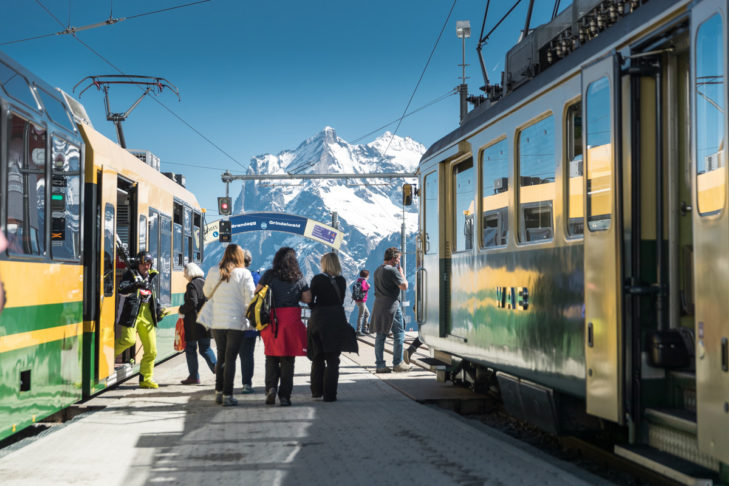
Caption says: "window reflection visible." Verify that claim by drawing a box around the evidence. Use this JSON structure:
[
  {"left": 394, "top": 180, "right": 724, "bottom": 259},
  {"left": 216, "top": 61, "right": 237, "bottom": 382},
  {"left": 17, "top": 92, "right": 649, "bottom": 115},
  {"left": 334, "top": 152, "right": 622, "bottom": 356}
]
[
  {"left": 586, "top": 77, "right": 612, "bottom": 231},
  {"left": 518, "top": 116, "right": 555, "bottom": 242},
  {"left": 103, "top": 204, "right": 115, "bottom": 297},
  {"left": 566, "top": 102, "right": 584, "bottom": 236},
  {"left": 453, "top": 159, "right": 474, "bottom": 252},
  {"left": 481, "top": 139, "right": 509, "bottom": 248},
  {"left": 50, "top": 137, "right": 81, "bottom": 260},
  {"left": 695, "top": 14, "right": 725, "bottom": 215},
  {"left": 424, "top": 172, "right": 438, "bottom": 254},
  {"left": 6, "top": 115, "right": 46, "bottom": 256}
]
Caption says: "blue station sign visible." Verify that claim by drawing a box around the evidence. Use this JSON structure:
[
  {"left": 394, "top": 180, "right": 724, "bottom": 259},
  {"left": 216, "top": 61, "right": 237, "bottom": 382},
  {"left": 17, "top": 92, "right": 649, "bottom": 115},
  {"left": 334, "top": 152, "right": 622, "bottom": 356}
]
[{"left": 204, "top": 212, "right": 344, "bottom": 249}]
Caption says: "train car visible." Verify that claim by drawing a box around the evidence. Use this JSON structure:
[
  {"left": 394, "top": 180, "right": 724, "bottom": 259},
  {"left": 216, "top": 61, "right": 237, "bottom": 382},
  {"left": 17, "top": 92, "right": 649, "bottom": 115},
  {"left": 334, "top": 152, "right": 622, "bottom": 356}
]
[
  {"left": 0, "top": 51, "right": 205, "bottom": 442},
  {"left": 415, "top": 0, "right": 728, "bottom": 481}
]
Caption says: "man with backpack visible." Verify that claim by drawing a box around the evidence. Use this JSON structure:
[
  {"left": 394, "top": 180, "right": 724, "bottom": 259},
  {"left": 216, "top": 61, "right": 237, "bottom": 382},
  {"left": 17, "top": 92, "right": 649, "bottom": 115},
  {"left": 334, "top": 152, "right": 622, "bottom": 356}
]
[{"left": 352, "top": 269, "right": 370, "bottom": 336}]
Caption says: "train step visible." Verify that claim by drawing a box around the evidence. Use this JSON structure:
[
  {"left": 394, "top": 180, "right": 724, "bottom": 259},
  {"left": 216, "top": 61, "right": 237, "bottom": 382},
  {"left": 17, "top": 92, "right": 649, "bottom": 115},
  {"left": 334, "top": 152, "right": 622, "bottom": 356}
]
[
  {"left": 643, "top": 408, "right": 719, "bottom": 472},
  {"left": 614, "top": 444, "right": 717, "bottom": 486}
]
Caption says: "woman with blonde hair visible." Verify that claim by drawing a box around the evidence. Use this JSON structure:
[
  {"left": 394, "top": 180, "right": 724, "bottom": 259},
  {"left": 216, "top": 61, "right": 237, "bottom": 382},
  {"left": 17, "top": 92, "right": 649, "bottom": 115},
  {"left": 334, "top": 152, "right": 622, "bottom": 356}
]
[
  {"left": 203, "top": 244, "right": 256, "bottom": 406},
  {"left": 307, "top": 252, "right": 358, "bottom": 402},
  {"left": 179, "top": 262, "right": 216, "bottom": 384}
]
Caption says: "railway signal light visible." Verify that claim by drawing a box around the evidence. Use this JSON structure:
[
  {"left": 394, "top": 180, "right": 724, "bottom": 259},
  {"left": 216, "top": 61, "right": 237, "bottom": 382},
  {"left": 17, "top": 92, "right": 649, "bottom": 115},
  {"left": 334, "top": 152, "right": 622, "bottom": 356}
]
[
  {"left": 218, "top": 197, "right": 232, "bottom": 216},
  {"left": 219, "top": 220, "right": 231, "bottom": 243},
  {"left": 402, "top": 183, "right": 413, "bottom": 206}
]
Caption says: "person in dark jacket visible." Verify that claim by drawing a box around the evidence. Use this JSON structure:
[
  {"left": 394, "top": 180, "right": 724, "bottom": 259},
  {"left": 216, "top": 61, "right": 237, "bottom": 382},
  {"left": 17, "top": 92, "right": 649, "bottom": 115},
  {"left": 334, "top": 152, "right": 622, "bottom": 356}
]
[
  {"left": 179, "top": 262, "right": 217, "bottom": 385},
  {"left": 308, "top": 252, "right": 358, "bottom": 402},
  {"left": 114, "top": 251, "right": 164, "bottom": 389},
  {"left": 257, "top": 247, "right": 312, "bottom": 407}
]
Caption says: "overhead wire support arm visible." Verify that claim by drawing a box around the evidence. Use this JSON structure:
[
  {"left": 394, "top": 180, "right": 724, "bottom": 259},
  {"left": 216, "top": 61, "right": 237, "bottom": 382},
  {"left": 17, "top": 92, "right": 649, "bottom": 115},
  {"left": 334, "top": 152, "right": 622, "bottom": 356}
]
[
  {"left": 73, "top": 75, "right": 180, "bottom": 148},
  {"left": 476, "top": 0, "right": 524, "bottom": 94},
  {"left": 221, "top": 171, "right": 417, "bottom": 183}
]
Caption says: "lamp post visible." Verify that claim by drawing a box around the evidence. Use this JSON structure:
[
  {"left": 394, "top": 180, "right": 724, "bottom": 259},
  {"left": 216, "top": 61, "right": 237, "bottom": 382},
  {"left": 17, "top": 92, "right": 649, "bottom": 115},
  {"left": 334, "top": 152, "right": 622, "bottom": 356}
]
[{"left": 456, "top": 20, "right": 471, "bottom": 124}]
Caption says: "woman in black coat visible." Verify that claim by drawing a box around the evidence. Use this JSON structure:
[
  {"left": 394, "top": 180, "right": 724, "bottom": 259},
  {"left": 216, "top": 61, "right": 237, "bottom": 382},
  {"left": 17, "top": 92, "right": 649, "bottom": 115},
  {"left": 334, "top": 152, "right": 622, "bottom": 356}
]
[
  {"left": 307, "top": 252, "right": 358, "bottom": 402},
  {"left": 179, "top": 262, "right": 217, "bottom": 384}
]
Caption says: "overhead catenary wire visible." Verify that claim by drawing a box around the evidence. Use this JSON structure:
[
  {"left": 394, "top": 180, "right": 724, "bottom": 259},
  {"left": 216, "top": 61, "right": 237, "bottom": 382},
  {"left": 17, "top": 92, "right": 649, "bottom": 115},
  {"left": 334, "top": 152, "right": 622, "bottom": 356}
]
[
  {"left": 381, "top": 0, "right": 457, "bottom": 158},
  {"left": 0, "top": 0, "right": 211, "bottom": 46},
  {"left": 27, "top": 0, "right": 248, "bottom": 172}
]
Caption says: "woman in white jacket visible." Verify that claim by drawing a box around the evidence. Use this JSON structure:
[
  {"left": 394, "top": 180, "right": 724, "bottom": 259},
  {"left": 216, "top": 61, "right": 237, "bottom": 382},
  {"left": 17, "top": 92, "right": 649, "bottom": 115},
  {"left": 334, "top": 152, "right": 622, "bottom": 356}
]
[{"left": 204, "top": 244, "right": 255, "bottom": 406}]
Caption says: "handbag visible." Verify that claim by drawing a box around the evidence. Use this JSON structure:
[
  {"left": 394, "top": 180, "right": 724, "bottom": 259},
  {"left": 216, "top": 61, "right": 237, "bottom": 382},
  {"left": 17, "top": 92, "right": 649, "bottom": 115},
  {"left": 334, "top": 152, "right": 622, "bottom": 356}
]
[
  {"left": 173, "top": 317, "right": 186, "bottom": 351},
  {"left": 197, "top": 279, "right": 223, "bottom": 329},
  {"left": 325, "top": 274, "right": 359, "bottom": 354}
]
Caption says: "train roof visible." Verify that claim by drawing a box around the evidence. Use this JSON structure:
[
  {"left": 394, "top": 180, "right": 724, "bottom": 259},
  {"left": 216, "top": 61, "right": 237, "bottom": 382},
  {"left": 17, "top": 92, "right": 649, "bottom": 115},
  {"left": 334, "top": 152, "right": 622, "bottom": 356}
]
[{"left": 421, "top": 0, "right": 685, "bottom": 163}]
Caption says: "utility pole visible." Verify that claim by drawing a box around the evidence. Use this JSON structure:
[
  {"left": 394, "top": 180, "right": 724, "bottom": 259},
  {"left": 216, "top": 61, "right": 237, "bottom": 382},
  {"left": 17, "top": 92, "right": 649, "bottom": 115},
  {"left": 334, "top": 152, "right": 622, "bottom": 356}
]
[{"left": 456, "top": 20, "right": 471, "bottom": 125}]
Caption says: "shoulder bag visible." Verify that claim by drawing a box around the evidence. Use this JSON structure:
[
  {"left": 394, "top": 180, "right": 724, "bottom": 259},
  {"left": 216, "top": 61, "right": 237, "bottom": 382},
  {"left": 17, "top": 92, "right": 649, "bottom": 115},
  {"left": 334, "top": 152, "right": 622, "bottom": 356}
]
[{"left": 197, "top": 279, "right": 223, "bottom": 329}]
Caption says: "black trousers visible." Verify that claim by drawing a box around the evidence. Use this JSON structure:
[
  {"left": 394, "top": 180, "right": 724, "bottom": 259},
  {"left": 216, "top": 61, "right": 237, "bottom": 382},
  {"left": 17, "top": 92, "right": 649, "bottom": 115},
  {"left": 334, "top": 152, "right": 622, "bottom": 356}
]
[
  {"left": 212, "top": 329, "right": 244, "bottom": 396},
  {"left": 265, "top": 356, "right": 295, "bottom": 400},
  {"left": 310, "top": 351, "right": 340, "bottom": 401}
]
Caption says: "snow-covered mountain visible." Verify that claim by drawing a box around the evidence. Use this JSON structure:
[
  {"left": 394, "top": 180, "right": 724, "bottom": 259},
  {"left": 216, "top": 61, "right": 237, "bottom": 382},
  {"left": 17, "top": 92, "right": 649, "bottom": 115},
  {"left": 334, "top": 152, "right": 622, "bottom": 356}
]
[{"left": 203, "top": 127, "right": 424, "bottom": 329}]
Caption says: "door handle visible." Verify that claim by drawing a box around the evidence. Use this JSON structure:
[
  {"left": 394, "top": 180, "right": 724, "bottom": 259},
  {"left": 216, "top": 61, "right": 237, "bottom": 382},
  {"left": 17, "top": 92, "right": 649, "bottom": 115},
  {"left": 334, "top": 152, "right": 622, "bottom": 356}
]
[
  {"left": 587, "top": 322, "right": 594, "bottom": 348},
  {"left": 722, "top": 337, "right": 728, "bottom": 372}
]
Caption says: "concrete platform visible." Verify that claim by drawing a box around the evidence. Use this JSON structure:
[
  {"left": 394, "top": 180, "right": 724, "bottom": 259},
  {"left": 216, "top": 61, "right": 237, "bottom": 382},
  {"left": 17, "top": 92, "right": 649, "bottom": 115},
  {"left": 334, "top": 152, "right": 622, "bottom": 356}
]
[{"left": 0, "top": 333, "right": 613, "bottom": 485}]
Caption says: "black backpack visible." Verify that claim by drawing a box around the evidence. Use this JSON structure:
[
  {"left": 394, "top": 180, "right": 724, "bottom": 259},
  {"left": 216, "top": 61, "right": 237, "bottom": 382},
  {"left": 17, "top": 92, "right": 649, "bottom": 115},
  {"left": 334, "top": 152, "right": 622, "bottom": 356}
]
[{"left": 351, "top": 279, "right": 365, "bottom": 301}]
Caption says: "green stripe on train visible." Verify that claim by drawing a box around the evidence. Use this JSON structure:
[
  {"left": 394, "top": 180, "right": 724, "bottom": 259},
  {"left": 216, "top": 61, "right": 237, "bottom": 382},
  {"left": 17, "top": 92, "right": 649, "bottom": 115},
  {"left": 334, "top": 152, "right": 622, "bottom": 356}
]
[
  {"left": 0, "top": 302, "right": 83, "bottom": 336},
  {"left": 0, "top": 335, "right": 83, "bottom": 442}
]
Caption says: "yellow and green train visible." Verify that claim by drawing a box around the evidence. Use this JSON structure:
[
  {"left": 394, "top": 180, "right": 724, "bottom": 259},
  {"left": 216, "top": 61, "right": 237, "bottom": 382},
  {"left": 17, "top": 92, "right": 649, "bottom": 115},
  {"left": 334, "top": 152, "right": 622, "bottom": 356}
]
[
  {"left": 0, "top": 52, "right": 204, "bottom": 442},
  {"left": 416, "top": 0, "right": 728, "bottom": 481}
]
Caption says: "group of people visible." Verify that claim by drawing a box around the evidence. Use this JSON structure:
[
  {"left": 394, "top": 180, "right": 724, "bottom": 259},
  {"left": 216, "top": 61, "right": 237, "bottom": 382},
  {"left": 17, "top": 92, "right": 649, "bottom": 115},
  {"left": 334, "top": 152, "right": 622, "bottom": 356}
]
[{"left": 113, "top": 243, "right": 413, "bottom": 403}]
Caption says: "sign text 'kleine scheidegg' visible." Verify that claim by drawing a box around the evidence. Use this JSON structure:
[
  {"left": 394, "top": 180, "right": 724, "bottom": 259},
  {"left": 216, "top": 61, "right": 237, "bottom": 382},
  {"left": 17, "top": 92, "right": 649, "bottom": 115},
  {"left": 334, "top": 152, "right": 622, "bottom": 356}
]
[{"left": 204, "top": 212, "right": 344, "bottom": 249}]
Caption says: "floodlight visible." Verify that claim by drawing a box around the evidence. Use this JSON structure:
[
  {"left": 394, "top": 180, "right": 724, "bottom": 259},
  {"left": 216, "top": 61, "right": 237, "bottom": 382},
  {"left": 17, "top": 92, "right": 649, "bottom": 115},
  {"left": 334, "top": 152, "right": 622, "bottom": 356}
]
[{"left": 456, "top": 20, "right": 471, "bottom": 39}]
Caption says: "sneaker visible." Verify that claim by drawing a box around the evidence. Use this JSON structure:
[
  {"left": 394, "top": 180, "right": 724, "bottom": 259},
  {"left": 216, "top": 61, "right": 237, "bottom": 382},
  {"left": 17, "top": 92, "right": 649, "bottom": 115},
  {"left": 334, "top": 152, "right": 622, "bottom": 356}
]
[
  {"left": 222, "top": 395, "right": 238, "bottom": 407},
  {"left": 279, "top": 397, "right": 292, "bottom": 407},
  {"left": 241, "top": 384, "right": 254, "bottom": 394},
  {"left": 180, "top": 377, "right": 200, "bottom": 385},
  {"left": 393, "top": 362, "right": 412, "bottom": 372},
  {"left": 403, "top": 348, "right": 412, "bottom": 365},
  {"left": 139, "top": 380, "right": 159, "bottom": 389},
  {"left": 265, "top": 387, "right": 277, "bottom": 405},
  {"left": 356, "top": 331, "right": 365, "bottom": 337},
  {"left": 375, "top": 367, "right": 392, "bottom": 374},
  {"left": 215, "top": 391, "right": 223, "bottom": 404}
]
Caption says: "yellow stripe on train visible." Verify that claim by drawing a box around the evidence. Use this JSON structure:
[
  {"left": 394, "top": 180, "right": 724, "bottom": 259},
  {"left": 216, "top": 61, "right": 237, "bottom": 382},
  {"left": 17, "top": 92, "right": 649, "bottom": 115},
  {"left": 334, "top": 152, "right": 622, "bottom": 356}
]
[
  {"left": 0, "top": 323, "right": 83, "bottom": 353},
  {"left": 0, "top": 262, "right": 82, "bottom": 308}
]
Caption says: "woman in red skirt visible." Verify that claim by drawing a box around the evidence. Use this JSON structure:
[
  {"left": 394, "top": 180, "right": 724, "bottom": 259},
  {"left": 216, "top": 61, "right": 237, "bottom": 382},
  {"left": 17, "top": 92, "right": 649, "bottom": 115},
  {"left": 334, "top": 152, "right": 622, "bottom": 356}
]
[{"left": 256, "top": 247, "right": 311, "bottom": 406}]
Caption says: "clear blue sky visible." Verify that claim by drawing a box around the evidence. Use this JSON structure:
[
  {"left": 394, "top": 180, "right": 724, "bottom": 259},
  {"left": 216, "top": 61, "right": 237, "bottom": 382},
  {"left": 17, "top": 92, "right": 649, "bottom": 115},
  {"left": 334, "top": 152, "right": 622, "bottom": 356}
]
[{"left": 2, "top": 0, "right": 568, "bottom": 216}]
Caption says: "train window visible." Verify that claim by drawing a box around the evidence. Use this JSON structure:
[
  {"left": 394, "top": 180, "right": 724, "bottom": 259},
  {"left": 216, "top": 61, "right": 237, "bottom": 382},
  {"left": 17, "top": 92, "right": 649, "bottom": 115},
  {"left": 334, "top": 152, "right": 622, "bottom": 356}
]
[
  {"left": 172, "top": 202, "right": 183, "bottom": 268},
  {"left": 37, "top": 89, "right": 75, "bottom": 132},
  {"left": 50, "top": 137, "right": 81, "bottom": 260},
  {"left": 695, "top": 14, "right": 725, "bottom": 216},
  {"left": 184, "top": 207, "right": 192, "bottom": 265},
  {"left": 139, "top": 215, "right": 147, "bottom": 252},
  {"left": 0, "top": 62, "right": 37, "bottom": 109},
  {"left": 566, "top": 102, "right": 584, "bottom": 236},
  {"left": 586, "top": 77, "right": 612, "bottom": 231},
  {"left": 518, "top": 115, "right": 555, "bottom": 242},
  {"left": 453, "top": 158, "right": 474, "bottom": 252},
  {"left": 148, "top": 210, "right": 159, "bottom": 262},
  {"left": 424, "top": 172, "right": 438, "bottom": 254},
  {"left": 6, "top": 115, "right": 47, "bottom": 256},
  {"left": 192, "top": 211, "right": 202, "bottom": 262},
  {"left": 103, "top": 203, "right": 115, "bottom": 297},
  {"left": 480, "top": 139, "right": 509, "bottom": 248},
  {"left": 159, "top": 214, "right": 172, "bottom": 307}
]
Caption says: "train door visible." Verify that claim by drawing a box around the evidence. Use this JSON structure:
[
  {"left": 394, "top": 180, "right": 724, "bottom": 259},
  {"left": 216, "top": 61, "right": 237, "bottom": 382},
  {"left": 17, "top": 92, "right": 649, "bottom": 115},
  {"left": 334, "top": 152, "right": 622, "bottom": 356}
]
[
  {"left": 447, "top": 155, "right": 476, "bottom": 340},
  {"left": 96, "top": 169, "right": 117, "bottom": 382},
  {"left": 416, "top": 167, "right": 441, "bottom": 339},
  {"left": 582, "top": 53, "right": 624, "bottom": 423},
  {"left": 690, "top": 1, "right": 729, "bottom": 464}
]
